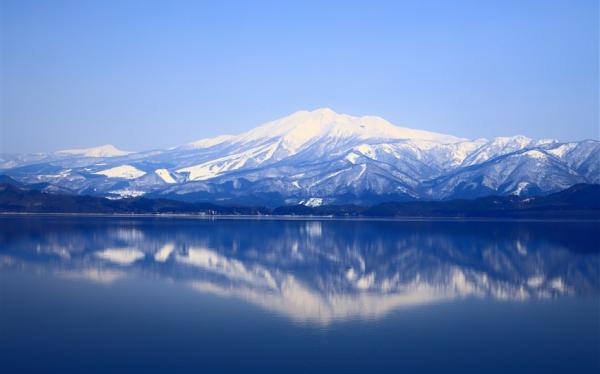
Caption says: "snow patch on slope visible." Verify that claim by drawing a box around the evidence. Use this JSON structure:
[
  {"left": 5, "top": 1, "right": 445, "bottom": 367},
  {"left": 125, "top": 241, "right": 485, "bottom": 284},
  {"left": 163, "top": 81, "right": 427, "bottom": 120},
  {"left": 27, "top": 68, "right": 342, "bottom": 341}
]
[
  {"left": 177, "top": 143, "right": 279, "bottom": 181},
  {"left": 95, "top": 165, "right": 146, "bottom": 179},
  {"left": 186, "top": 135, "right": 235, "bottom": 149},
  {"left": 522, "top": 150, "right": 547, "bottom": 160},
  {"left": 511, "top": 182, "right": 530, "bottom": 196},
  {"left": 301, "top": 198, "right": 324, "bottom": 207},
  {"left": 107, "top": 189, "right": 146, "bottom": 198},
  {"left": 547, "top": 143, "right": 577, "bottom": 158},
  {"left": 155, "top": 169, "right": 176, "bottom": 183},
  {"left": 345, "top": 152, "right": 361, "bottom": 164}
]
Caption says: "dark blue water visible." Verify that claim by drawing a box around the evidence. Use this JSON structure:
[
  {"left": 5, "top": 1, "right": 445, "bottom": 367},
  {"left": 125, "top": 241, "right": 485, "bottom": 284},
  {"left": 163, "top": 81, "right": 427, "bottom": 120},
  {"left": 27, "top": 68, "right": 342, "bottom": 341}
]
[{"left": 1, "top": 216, "right": 598, "bottom": 373}]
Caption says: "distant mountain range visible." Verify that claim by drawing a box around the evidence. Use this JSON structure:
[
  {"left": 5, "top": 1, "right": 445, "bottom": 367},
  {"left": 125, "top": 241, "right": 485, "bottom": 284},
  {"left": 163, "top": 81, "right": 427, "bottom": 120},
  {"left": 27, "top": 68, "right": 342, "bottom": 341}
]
[
  {"left": 1, "top": 108, "right": 598, "bottom": 206},
  {"left": 1, "top": 176, "right": 598, "bottom": 218}
]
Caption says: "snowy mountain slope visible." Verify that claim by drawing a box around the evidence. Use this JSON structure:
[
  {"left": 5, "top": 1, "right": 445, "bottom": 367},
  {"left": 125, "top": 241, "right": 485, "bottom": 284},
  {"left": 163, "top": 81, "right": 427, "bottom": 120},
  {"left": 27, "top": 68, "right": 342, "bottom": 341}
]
[
  {"left": 423, "top": 148, "right": 586, "bottom": 199},
  {"left": 185, "top": 135, "right": 235, "bottom": 149},
  {"left": 460, "top": 136, "right": 534, "bottom": 166},
  {"left": 172, "top": 109, "right": 464, "bottom": 181},
  {"left": 94, "top": 165, "right": 146, "bottom": 179},
  {"left": 155, "top": 169, "right": 177, "bottom": 184},
  {"left": 1, "top": 108, "right": 598, "bottom": 204},
  {"left": 552, "top": 140, "right": 600, "bottom": 183}
]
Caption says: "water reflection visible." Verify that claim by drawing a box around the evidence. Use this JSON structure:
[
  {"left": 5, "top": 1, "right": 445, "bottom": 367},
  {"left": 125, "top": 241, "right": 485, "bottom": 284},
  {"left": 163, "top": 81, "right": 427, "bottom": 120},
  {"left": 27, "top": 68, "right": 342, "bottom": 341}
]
[{"left": 1, "top": 217, "right": 598, "bottom": 324}]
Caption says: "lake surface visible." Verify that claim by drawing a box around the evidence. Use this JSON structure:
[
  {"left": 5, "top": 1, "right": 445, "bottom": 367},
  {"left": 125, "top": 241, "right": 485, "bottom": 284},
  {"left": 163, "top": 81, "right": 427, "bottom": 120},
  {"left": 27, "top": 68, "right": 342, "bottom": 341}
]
[{"left": 0, "top": 216, "right": 598, "bottom": 373}]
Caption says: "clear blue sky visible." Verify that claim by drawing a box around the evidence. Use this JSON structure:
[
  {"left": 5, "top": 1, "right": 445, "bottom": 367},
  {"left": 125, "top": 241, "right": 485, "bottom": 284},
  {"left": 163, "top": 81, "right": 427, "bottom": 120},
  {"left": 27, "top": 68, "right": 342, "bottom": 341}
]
[{"left": 1, "top": 0, "right": 598, "bottom": 153}]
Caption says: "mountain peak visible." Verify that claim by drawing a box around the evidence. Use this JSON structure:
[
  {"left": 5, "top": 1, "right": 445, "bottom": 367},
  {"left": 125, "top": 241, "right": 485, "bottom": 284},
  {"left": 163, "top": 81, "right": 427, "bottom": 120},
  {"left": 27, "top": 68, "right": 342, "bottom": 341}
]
[
  {"left": 233, "top": 109, "right": 463, "bottom": 152},
  {"left": 308, "top": 107, "right": 337, "bottom": 115},
  {"left": 186, "top": 109, "right": 463, "bottom": 154},
  {"left": 57, "top": 144, "right": 131, "bottom": 157}
]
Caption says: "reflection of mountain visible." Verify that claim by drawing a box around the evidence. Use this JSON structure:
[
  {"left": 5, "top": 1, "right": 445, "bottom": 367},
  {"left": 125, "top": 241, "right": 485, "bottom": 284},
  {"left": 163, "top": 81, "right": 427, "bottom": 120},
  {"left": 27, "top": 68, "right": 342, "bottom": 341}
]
[{"left": 1, "top": 217, "right": 598, "bottom": 324}]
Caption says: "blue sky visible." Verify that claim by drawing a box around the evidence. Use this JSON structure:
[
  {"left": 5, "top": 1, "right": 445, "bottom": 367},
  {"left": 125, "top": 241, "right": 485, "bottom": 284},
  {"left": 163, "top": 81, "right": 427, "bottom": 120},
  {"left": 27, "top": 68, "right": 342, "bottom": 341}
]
[{"left": 1, "top": 0, "right": 598, "bottom": 153}]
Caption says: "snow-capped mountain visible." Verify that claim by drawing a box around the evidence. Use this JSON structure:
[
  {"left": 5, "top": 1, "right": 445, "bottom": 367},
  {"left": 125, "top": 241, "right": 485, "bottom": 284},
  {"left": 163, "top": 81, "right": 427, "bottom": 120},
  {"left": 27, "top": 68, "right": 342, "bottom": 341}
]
[
  {"left": 0, "top": 144, "right": 131, "bottom": 169},
  {"left": 56, "top": 144, "right": 131, "bottom": 158},
  {"left": 2, "top": 108, "right": 598, "bottom": 205}
]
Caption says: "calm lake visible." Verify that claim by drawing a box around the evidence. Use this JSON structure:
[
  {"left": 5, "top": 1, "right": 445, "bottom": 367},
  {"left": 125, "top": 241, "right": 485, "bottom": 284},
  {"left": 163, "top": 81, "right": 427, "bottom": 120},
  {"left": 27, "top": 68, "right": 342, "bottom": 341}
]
[{"left": 1, "top": 216, "right": 598, "bottom": 373}]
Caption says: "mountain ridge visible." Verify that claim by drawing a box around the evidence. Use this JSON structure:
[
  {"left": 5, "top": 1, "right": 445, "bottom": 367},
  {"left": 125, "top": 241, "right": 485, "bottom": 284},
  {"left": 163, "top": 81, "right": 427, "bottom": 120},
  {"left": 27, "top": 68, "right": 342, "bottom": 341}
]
[
  {"left": 1, "top": 108, "right": 598, "bottom": 204},
  {"left": 1, "top": 179, "right": 598, "bottom": 218}
]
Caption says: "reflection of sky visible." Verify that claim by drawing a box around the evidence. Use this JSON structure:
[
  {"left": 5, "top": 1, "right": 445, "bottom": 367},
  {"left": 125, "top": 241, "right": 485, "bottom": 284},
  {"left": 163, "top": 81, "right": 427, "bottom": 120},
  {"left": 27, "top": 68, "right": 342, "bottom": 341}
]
[{"left": 1, "top": 218, "right": 598, "bottom": 324}]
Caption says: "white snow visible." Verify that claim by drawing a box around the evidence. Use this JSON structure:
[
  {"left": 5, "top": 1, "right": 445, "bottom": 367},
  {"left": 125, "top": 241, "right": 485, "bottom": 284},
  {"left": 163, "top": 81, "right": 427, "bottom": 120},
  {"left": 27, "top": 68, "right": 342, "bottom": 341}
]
[
  {"left": 511, "top": 182, "right": 529, "bottom": 195},
  {"left": 95, "top": 165, "right": 146, "bottom": 179},
  {"left": 155, "top": 168, "right": 176, "bottom": 183},
  {"left": 58, "top": 144, "right": 131, "bottom": 157},
  {"left": 95, "top": 248, "right": 145, "bottom": 265},
  {"left": 449, "top": 269, "right": 478, "bottom": 295},
  {"left": 356, "top": 273, "right": 375, "bottom": 290},
  {"left": 308, "top": 169, "right": 348, "bottom": 188},
  {"left": 462, "top": 136, "right": 533, "bottom": 166},
  {"left": 344, "top": 152, "right": 361, "bottom": 164},
  {"left": 232, "top": 108, "right": 463, "bottom": 154},
  {"left": 59, "top": 269, "right": 125, "bottom": 284},
  {"left": 108, "top": 189, "right": 146, "bottom": 198},
  {"left": 354, "top": 164, "right": 367, "bottom": 181},
  {"left": 550, "top": 278, "right": 566, "bottom": 293},
  {"left": 516, "top": 240, "right": 528, "bottom": 255},
  {"left": 527, "top": 276, "right": 544, "bottom": 288},
  {"left": 535, "top": 138, "right": 557, "bottom": 146},
  {"left": 176, "top": 247, "right": 278, "bottom": 289},
  {"left": 547, "top": 143, "right": 576, "bottom": 158},
  {"left": 301, "top": 198, "right": 323, "bottom": 207},
  {"left": 186, "top": 135, "right": 234, "bottom": 149},
  {"left": 154, "top": 243, "right": 175, "bottom": 262},
  {"left": 304, "top": 221, "right": 322, "bottom": 237},
  {"left": 346, "top": 268, "right": 357, "bottom": 281},
  {"left": 177, "top": 143, "right": 278, "bottom": 181},
  {"left": 445, "top": 140, "right": 488, "bottom": 166},
  {"left": 522, "top": 150, "right": 548, "bottom": 160},
  {"left": 41, "top": 169, "right": 73, "bottom": 179}
]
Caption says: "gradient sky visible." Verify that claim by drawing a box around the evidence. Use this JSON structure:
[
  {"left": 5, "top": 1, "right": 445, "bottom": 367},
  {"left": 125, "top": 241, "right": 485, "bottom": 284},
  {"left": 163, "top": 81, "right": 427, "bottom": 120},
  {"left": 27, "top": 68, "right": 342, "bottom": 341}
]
[{"left": 1, "top": 0, "right": 598, "bottom": 153}]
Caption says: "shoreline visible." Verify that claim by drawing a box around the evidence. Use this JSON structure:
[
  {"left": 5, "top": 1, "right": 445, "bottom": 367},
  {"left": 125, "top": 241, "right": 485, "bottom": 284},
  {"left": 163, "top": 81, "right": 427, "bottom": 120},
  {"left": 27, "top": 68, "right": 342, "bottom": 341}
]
[{"left": 1, "top": 212, "right": 599, "bottom": 223}]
